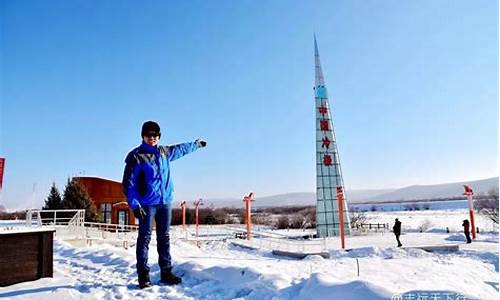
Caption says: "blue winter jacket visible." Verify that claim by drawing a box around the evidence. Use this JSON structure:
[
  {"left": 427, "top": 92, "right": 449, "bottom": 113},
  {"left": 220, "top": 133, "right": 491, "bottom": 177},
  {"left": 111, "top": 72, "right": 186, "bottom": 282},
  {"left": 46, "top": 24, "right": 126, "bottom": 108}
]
[{"left": 122, "top": 141, "right": 200, "bottom": 209}]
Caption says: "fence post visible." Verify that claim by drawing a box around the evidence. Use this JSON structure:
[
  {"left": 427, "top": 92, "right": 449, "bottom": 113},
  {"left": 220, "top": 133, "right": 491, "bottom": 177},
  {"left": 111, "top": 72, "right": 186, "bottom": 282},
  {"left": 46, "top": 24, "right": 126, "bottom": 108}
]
[
  {"left": 26, "top": 209, "right": 31, "bottom": 226},
  {"left": 36, "top": 210, "right": 42, "bottom": 227}
]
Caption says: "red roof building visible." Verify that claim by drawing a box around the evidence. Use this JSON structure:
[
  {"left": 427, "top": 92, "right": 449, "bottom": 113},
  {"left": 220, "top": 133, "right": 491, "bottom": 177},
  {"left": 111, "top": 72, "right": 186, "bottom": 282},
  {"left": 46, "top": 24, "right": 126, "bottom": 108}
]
[{"left": 75, "top": 176, "right": 136, "bottom": 225}]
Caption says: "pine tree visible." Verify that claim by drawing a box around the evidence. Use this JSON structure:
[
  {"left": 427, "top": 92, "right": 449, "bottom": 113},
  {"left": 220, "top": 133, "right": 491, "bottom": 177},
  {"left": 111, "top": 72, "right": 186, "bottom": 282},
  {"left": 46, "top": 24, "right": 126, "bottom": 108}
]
[
  {"left": 62, "top": 178, "right": 99, "bottom": 222},
  {"left": 43, "top": 182, "right": 63, "bottom": 210}
]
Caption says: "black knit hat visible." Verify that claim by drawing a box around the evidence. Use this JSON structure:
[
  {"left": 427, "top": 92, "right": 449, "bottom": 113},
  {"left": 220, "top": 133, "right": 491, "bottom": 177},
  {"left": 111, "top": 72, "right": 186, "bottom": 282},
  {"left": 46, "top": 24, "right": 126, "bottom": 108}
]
[{"left": 141, "top": 121, "right": 161, "bottom": 138}]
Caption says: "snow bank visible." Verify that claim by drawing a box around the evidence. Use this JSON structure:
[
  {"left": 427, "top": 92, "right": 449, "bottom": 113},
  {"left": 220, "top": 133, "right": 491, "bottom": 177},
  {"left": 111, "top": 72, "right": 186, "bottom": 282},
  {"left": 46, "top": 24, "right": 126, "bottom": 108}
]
[
  {"left": 444, "top": 232, "right": 498, "bottom": 244},
  {"left": 294, "top": 274, "right": 392, "bottom": 300},
  {"left": 445, "top": 233, "right": 467, "bottom": 242},
  {"left": 330, "top": 246, "right": 431, "bottom": 259},
  {"left": 177, "top": 262, "right": 280, "bottom": 299}
]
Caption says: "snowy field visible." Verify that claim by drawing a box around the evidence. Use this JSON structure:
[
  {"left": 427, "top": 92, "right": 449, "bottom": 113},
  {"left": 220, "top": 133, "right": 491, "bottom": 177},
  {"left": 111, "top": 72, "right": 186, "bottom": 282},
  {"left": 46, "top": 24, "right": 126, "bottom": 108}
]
[
  {"left": 0, "top": 210, "right": 498, "bottom": 300},
  {"left": 351, "top": 199, "right": 469, "bottom": 212},
  {"left": 365, "top": 209, "right": 499, "bottom": 233}
]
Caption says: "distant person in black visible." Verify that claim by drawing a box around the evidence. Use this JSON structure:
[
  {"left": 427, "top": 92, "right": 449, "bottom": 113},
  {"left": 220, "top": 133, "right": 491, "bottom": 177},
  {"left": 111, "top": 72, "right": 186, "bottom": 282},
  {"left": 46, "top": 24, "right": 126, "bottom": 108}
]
[
  {"left": 462, "top": 219, "right": 472, "bottom": 243},
  {"left": 393, "top": 218, "right": 402, "bottom": 247}
]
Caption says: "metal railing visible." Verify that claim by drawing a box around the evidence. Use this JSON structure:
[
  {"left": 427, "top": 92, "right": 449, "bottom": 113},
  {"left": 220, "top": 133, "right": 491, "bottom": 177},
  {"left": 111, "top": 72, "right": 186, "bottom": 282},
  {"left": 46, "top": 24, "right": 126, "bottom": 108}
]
[
  {"left": 26, "top": 209, "right": 85, "bottom": 226},
  {"left": 23, "top": 209, "right": 139, "bottom": 248},
  {"left": 83, "top": 222, "right": 139, "bottom": 233},
  {"left": 26, "top": 209, "right": 86, "bottom": 227},
  {"left": 82, "top": 222, "right": 139, "bottom": 248},
  {"left": 68, "top": 210, "right": 85, "bottom": 227},
  {"left": 25, "top": 209, "right": 42, "bottom": 227},
  {"left": 354, "top": 223, "right": 389, "bottom": 232}
]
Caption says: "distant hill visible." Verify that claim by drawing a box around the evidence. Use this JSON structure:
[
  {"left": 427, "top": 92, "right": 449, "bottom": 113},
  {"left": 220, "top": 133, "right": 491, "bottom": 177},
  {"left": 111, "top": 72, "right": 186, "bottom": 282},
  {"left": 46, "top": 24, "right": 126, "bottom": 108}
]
[
  {"left": 362, "top": 177, "right": 498, "bottom": 203},
  {"left": 345, "top": 189, "right": 397, "bottom": 203},
  {"left": 192, "top": 177, "right": 498, "bottom": 208}
]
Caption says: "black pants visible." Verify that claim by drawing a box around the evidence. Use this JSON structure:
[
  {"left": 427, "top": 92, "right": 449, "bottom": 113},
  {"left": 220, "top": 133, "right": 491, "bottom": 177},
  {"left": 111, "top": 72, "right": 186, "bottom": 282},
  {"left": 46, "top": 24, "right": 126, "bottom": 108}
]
[
  {"left": 465, "top": 232, "right": 472, "bottom": 243},
  {"left": 395, "top": 233, "right": 402, "bottom": 247}
]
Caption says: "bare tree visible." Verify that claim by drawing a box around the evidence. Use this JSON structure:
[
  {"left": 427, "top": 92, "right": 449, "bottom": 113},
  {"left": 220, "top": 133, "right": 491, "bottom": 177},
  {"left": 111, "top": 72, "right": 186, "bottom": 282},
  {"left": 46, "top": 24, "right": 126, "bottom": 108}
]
[
  {"left": 289, "top": 215, "right": 305, "bottom": 229},
  {"left": 476, "top": 187, "right": 499, "bottom": 224},
  {"left": 350, "top": 211, "right": 368, "bottom": 229},
  {"left": 276, "top": 215, "right": 290, "bottom": 229},
  {"left": 299, "top": 207, "right": 316, "bottom": 228},
  {"left": 251, "top": 214, "right": 273, "bottom": 226}
]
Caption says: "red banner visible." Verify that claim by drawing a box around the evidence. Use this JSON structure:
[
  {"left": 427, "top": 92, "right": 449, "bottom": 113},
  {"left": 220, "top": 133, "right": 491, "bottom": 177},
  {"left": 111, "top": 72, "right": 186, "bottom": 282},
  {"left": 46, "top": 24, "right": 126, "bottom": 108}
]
[{"left": 0, "top": 158, "right": 4, "bottom": 191}]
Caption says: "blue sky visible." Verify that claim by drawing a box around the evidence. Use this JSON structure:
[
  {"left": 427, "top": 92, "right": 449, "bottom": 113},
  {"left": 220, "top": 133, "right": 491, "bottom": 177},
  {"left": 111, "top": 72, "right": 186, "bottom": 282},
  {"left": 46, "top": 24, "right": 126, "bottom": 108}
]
[{"left": 0, "top": 0, "right": 498, "bottom": 209}]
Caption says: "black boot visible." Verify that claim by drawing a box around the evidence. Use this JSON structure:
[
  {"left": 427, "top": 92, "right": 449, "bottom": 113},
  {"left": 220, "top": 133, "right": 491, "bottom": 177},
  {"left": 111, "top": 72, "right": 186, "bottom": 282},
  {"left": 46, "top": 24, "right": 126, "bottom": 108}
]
[
  {"left": 160, "top": 268, "right": 182, "bottom": 285},
  {"left": 138, "top": 271, "right": 152, "bottom": 289}
]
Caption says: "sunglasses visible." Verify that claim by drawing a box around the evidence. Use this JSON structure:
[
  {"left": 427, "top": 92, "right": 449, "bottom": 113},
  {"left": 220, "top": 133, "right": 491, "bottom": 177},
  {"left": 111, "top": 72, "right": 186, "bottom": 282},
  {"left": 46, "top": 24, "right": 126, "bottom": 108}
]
[{"left": 144, "top": 131, "right": 161, "bottom": 138}]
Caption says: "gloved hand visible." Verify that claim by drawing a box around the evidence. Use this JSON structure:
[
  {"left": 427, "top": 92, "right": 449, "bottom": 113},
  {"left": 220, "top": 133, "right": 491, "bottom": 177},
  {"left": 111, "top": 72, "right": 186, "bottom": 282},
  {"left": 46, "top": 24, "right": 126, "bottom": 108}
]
[
  {"left": 196, "top": 139, "right": 207, "bottom": 148},
  {"left": 133, "top": 207, "right": 146, "bottom": 220}
]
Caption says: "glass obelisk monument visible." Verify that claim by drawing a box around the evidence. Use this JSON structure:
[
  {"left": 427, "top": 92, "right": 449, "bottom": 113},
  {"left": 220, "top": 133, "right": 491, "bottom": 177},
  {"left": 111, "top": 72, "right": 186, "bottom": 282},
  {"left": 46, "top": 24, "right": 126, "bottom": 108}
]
[{"left": 314, "top": 37, "right": 351, "bottom": 238}]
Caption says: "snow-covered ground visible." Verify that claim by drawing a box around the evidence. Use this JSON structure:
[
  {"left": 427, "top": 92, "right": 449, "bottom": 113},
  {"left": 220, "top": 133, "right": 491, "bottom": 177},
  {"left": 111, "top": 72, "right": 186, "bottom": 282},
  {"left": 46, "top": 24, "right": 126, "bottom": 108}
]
[
  {"left": 351, "top": 199, "right": 469, "bottom": 211},
  {"left": 365, "top": 209, "right": 499, "bottom": 233},
  {"left": 0, "top": 210, "right": 498, "bottom": 300}
]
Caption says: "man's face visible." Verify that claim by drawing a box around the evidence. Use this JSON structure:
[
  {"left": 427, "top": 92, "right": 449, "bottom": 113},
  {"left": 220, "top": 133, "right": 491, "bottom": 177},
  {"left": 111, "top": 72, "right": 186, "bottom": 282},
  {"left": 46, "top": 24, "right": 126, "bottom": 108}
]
[{"left": 143, "top": 132, "right": 160, "bottom": 146}]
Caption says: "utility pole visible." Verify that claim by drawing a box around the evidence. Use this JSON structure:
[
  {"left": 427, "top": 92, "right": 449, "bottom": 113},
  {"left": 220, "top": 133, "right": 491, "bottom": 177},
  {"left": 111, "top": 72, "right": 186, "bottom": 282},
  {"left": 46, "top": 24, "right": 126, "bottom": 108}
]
[{"left": 243, "top": 192, "right": 255, "bottom": 240}]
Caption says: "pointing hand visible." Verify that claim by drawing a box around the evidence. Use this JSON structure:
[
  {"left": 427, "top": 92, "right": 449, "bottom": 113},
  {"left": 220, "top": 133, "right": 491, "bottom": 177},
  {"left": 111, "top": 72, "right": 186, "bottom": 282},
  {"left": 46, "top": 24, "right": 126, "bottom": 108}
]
[{"left": 196, "top": 140, "right": 207, "bottom": 148}]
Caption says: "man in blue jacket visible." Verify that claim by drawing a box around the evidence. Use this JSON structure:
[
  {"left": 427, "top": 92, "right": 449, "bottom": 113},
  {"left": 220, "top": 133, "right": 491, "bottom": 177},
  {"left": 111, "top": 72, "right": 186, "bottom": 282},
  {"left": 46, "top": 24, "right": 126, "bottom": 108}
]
[{"left": 122, "top": 121, "right": 206, "bottom": 288}]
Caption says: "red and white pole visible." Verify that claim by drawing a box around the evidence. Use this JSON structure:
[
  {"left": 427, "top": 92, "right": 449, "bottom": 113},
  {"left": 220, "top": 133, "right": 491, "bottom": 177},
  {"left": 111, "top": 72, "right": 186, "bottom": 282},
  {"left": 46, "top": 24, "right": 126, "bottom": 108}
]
[
  {"left": 463, "top": 185, "right": 476, "bottom": 240},
  {"left": 194, "top": 199, "right": 203, "bottom": 242},
  {"left": 180, "top": 201, "right": 187, "bottom": 231},
  {"left": 243, "top": 192, "right": 255, "bottom": 240},
  {"left": 336, "top": 186, "right": 346, "bottom": 249}
]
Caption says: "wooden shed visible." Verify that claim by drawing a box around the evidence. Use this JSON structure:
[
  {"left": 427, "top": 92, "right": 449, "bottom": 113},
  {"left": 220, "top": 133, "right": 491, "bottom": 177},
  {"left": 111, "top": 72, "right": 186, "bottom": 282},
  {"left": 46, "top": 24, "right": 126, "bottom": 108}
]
[{"left": 0, "top": 229, "right": 55, "bottom": 287}]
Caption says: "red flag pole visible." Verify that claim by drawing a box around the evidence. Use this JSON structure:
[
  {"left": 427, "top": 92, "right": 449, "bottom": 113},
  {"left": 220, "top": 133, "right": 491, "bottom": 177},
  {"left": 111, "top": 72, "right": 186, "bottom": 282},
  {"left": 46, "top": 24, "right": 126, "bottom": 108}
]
[
  {"left": 463, "top": 185, "right": 476, "bottom": 239},
  {"left": 336, "top": 186, "right": 346, "bottom": 249}
]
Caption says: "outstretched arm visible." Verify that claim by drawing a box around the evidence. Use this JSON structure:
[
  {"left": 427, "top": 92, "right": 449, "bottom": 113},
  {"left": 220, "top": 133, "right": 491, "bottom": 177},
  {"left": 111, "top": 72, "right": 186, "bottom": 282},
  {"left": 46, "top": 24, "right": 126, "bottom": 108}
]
[
  {"left": 122, "top": 154, "right": 141, "bottom": 209},
  {"left": 166, "top": 139, "right": 206, "bottom": 161}
]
